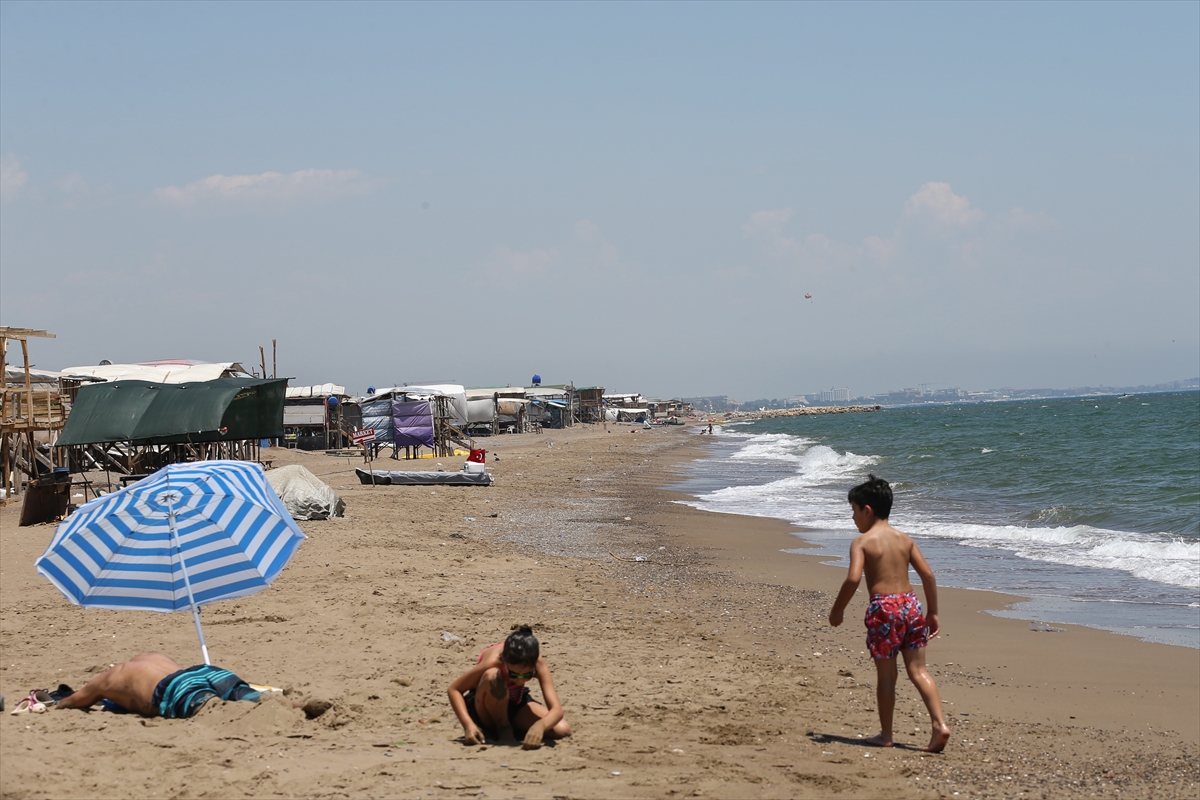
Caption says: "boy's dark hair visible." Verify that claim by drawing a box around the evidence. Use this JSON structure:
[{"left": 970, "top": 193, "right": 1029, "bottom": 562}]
[
  {"left": 503, "top": 625, "right": 540, "bottom": 665},
  {"left": 848, "top": 474, "right": 893, "bottom": 519}
]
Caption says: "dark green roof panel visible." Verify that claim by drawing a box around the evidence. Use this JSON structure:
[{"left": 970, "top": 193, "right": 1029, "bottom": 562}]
[{"left": 56, "top": 378, "right": 286, "bottom": 446}]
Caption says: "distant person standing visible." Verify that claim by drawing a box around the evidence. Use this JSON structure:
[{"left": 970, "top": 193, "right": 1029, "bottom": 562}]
[{"left": 828, "top": 475, "right": 950, "bottom": 752}]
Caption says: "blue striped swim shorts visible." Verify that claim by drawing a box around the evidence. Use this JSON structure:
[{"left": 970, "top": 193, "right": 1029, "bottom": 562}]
[{"left": 152, "top": 665, "right": 261, "bottom": 719}]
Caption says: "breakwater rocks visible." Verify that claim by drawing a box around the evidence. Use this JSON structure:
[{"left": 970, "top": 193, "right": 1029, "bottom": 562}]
[{"left": 722, "top": 405, "right": 882, "bottom": 421}]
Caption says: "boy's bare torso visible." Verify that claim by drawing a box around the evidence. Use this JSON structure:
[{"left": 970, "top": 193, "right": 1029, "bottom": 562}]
[{"left": 856, "top": 524, "right": 918, "bottom": 596}]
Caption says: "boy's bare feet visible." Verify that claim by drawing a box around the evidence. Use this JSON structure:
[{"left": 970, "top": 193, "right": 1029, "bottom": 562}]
[
  {"left": 923, "top": 725, "right": 951, "bottom": 753},
  {"left": 863, "top": 734, "right": 894, "bottom": 747}
]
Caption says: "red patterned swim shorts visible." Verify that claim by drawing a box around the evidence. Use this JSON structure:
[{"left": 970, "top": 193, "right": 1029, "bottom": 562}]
[{"left": 864, "top": 592, "right": 928, "bottom": 660}]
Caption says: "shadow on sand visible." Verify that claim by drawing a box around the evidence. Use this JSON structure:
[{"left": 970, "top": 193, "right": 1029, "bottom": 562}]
[{"left": 807, "top": 732, "right": 929, "bottom": 752}]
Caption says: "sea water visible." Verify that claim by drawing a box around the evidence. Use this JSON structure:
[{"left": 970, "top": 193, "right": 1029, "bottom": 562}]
[{"left": 676, "top": 392, "right": 1200, "bottom": 648}]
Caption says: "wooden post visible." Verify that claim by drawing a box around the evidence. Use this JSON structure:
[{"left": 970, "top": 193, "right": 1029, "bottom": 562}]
[
  {"left": 26, "top": 430, "right": 36, "bottom": 484},
  {"left": 272, "top": 339, "right": 277, "bottom": 379},
  {"left": 0, "top": 338, "right": 6, "bottom": 500},
  {"left": 2, "top": 433, "right": 9, "bottom": 501},
  {"left": 21, "top": 339, "right": 30, "bottom": 395},
  {"left": 259, "top": 346, "right": 267, "bottom": 378}
]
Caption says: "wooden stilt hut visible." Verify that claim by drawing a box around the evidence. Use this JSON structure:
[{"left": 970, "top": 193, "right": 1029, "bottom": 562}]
[{"left": 1, "top": 328, "right": 70, "bottom": 504}]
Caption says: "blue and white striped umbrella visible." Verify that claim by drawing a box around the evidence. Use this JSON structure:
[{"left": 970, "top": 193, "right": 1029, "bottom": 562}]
[{"left": 36, "top": 461, "right": 306, "bottom": 664}]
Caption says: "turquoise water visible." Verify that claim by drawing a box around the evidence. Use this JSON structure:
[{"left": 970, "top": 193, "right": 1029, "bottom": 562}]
[{"left": 677, "top": 392, "right": 1200, "bottom": 648}]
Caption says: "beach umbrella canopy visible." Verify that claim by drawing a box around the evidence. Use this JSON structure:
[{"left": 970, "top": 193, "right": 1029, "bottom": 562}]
[{"left": 35, "top": 461, "right": 306, "bottom": 665}]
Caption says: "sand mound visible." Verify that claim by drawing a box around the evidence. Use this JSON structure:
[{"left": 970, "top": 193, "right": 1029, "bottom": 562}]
[{"left": 191, "top": 694, "right": 304, "bottom": 737}]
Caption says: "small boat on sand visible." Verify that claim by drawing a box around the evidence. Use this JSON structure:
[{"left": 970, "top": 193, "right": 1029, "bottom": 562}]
[{"left": 355, "top": 467, "right": 493, "bottom": 486}]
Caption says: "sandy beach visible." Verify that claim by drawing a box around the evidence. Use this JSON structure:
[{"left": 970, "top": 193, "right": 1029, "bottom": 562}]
[{"left": 1, "top": 424, "right": 1197, "bottom": 799}]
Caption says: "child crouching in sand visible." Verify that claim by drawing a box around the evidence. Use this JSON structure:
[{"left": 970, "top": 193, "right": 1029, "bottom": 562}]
[
  {"left": 448, "top": 625, "right": 571, "bottom": 749},
  {"left": 829, "top": 475, "right": 951, "bottom": 753}
]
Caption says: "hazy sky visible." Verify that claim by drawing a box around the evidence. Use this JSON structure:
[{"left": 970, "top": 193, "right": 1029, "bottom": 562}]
[{"left": 2, "top": 2, "right": 1197, "bottom": 399}]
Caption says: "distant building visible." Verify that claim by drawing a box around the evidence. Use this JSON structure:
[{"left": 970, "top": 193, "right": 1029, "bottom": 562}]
[
  {"left": 882, "top": 388, "right": 922, "bottom": 404},
  {"left": 682, "top": 396, "right": 737, "bottom": 413},
  {"left": 819, "top": 388, "right": 851, "bottom": 403}
]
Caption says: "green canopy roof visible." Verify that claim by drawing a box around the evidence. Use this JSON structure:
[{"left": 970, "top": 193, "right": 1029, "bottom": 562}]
[{"left": 56, "top": 378, "right": 286, "bottom": 446}]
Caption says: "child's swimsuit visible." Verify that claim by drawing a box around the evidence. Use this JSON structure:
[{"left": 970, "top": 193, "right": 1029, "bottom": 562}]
[
  {"left": 864, "top": 592, "right": 928, "bottom": 660},
  {"left": 152, "top": 665, "right": 261, "bottom": 719},
  {"left": 478, "top": 644, "right": 531, "bottom": 705},
  {"left": 462, "top": 686, "right": 533, "bottom": 728},
  {"left": 464, "top": 645, "right": 534, "bottom": 725}
]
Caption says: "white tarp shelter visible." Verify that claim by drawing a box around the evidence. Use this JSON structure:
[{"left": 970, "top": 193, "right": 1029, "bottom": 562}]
[
  {"left": 60, "top": 361, "right": 251, "bottom": 384},
  {"left": 5, "top": 366, "right": 65, "bottom": 384},
  {"left": 603, "top": 392, "right": 643, "bottom": 407},
  {"left": 465, "top": 387, "right": 526, "bottom": 400},
  {"left": 466, "top": 399, "right": 495, "bottom": 424},
  {"left": 283, "top": 407, "right": 326, "bottom": 426},
  {"left": 286, "top": 383, "right": 346, "bottom": 399}
]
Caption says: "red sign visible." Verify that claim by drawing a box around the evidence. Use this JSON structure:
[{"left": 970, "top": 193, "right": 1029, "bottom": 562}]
[{"left": 351, "top": 428, "right": 376, "bottom": 445}]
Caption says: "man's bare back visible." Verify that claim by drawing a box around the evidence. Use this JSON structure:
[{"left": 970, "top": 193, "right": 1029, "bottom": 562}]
[{"left": 56, "top": 653, "right": 182, "bottom": 717}]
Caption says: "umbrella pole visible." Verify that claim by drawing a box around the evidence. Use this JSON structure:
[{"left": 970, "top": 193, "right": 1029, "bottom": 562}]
[{"left": 167, "top": 500, "right": 212, "bottom": 666}]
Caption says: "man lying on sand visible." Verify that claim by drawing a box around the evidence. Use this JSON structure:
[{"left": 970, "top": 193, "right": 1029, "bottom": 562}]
[
  {"left": 54, "top": 652, "right": 261, "bottom": 719},
  {"left": 828, "top": 475, "right": 951, "bottom": 753}
]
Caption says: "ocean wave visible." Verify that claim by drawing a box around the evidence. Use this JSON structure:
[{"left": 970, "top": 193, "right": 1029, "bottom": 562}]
[
  {"left": 691, "top": 437, "right": 880, "bottom": 526},
  {"left": 727, "top": 433, "right": 819, "bottom": 463},
  {"left": 690, "top": 424, "right": 1200, "bottom": 594},
  {"left": 1027, "top": 505, "right": 1077, "bottom": 525},
  {"left": 912, "top": 521, "right": 1200, "bottom": 590}
]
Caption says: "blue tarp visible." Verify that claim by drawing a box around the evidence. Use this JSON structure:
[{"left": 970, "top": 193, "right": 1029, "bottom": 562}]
[{"left": 360, "top": 399, "right": 394, "bottom": 442}]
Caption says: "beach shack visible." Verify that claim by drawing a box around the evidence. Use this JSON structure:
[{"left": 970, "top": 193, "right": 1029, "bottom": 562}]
[
  {"left": 361, "top": 385, "right": 473, "bottom": 458},
  {"left": 526, "top": 384, "right": 575, "bottom": 429},
  {"left": 573, "top": 386, "right": 606, "bottom": 424},
  {"left": 603, "top": 392, "right": 642, "bottom": 408},
  {"left": 284, "top": 383, "right": 360, "bottom": 450},
  {"left": 603, "top": 392, "right": 649, "bottom": 422},
  {"left": 464, "top": 387, "right": 529, "bottom": 434},
  {"left": 1, "top": 327, "right": 75, "bottom": 512},
  {"left": 54, "top": 377, "right": 286, "bottom": 486}
]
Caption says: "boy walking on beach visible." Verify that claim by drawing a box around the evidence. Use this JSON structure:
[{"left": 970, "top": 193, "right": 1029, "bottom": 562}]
[{"left": 829, "top": 475, "right": 951, "bottom": 752}]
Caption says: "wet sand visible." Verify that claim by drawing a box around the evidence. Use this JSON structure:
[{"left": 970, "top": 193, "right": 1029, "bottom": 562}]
[{"left": 1, "top": 425, "right": 1196, "bottom": 798}]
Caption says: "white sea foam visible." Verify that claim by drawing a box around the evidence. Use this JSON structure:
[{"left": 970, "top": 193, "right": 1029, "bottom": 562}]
[
  {"left": 690, "top": 435, "right": 878, "bottom": 527},
  {"left": 727, "top": 433, "right": 818, "bottom": 463},
  {"left": 911, "top": 521, "right": 1200, "bottom": 590}
]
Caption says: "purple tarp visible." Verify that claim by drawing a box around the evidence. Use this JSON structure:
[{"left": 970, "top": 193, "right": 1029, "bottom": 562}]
[{"left": 392, "top": 399, "right": 434, "bottom": 449}]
